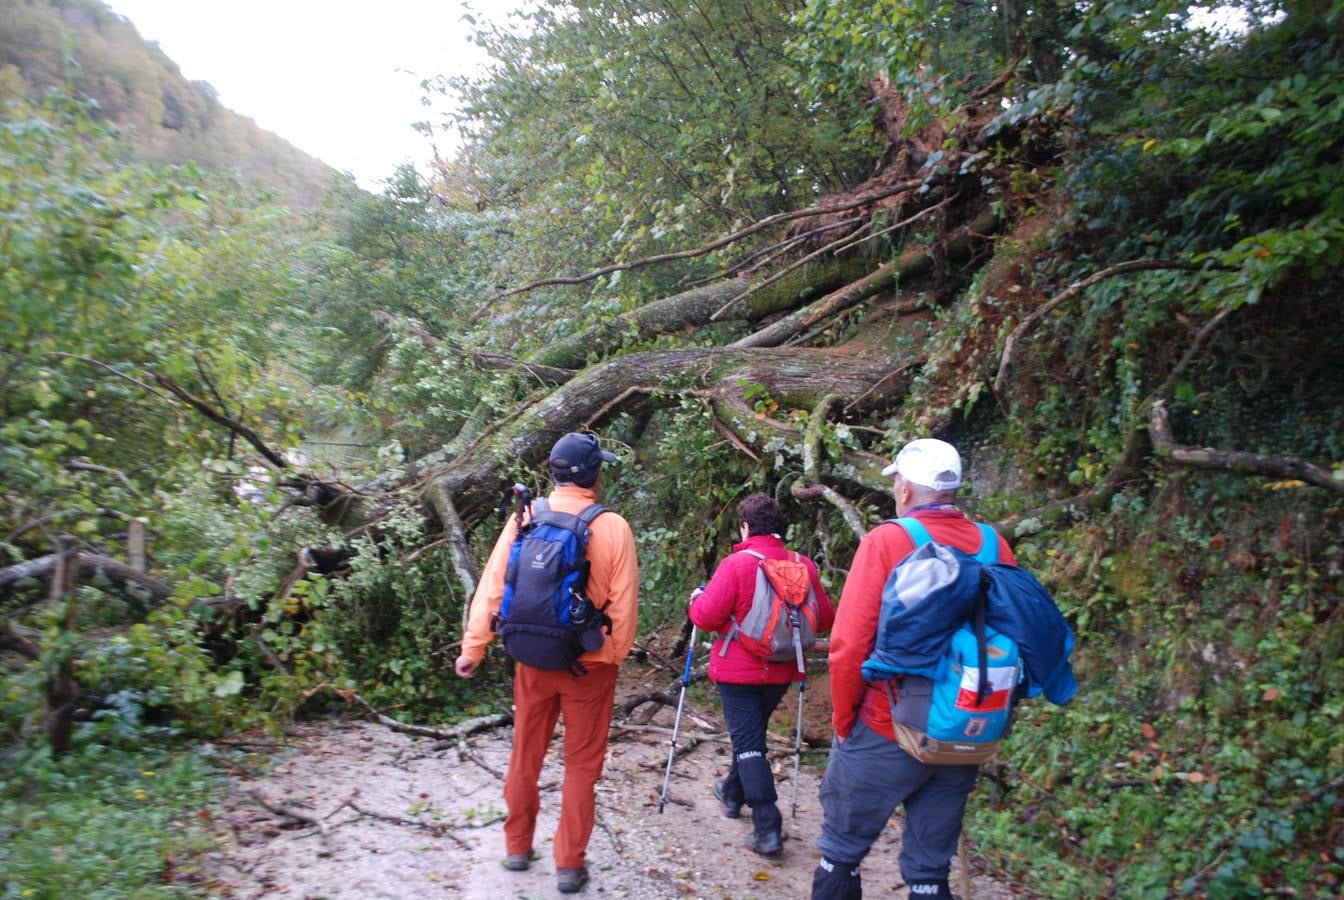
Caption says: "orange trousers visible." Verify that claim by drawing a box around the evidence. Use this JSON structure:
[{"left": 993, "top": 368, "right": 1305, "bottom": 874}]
[{"left": 503, "top": 662, "right": 619, "bottom": 869}]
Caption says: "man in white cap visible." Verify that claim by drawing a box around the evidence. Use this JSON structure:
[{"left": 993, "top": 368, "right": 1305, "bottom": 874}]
[{"left": 811, "top": 438, "right": 1017, "bottom": 900}]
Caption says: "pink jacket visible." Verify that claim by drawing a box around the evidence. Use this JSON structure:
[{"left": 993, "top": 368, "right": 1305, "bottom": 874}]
[{"left": 689, "top": 534, "right": 835, "bottom": 684}]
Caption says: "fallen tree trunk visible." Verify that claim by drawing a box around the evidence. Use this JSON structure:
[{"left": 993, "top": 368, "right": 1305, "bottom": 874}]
[
  {"left": 731, "top": 208, "right": 1000, "bottom": 349},
  {"left": 0, "top": 551, "right": 172, "bottom": 606},
  {"left": 332, "top": 345, "right": 910, "bottom": 533},
  {"left": 527, "top": 254, "right": 876, "bottom": 370}
]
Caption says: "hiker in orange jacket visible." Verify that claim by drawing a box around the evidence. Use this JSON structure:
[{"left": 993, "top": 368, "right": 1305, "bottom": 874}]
[
  {"left": 689, "top": 493, "right": 834, "bottom": 858},
  {"left": 455, "top": 432, "right": 639, "bottom": 895},
  {"left": 812, "top": 438, "right": 1016, "bottom": 900}
]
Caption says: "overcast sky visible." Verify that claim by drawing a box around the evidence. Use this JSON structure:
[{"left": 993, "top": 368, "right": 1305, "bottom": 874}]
[{"left": 105, "top": 1, "right": 521, "bottom": 189}]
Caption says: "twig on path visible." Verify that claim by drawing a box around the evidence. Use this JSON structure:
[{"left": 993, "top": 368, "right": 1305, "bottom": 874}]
[
  {"left": 336, "top": 799, "right": 473, "bottom": 851},
  {"left": 245, "top": 788, "right": 331, "bottom": 854},
  {"left": 594, "top": 807, "right": 624, "bottom": 855},
  {"left": 314, "top": 684, "right": 514, "bottom": 740}
]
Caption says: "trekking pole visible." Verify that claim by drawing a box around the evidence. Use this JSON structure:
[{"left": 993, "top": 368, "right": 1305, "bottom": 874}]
[
  {"left": 658, "top": 622, "right": 698, "bottom": 813},
  {"left": 791, "top": 677, "right": 805, "bottom": 817}
]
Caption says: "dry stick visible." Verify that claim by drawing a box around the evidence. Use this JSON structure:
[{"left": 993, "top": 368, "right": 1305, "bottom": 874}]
[
  {"left": 689, "top": 216, "right": 866, "bottom": 287},
  {"left": 6, "top": 506, "right": 133, "bottom": 543},
  {"left": 419, "top": 487, "right": 478, "bottom": 632},
  {"left": 827, "top": 193, "right": 955, "bottom": 256},
  {"left": 48, "top": 352, "right": 173, "bottom": 401},
  {"left": 1151, "top": 307, "right": 1232, "bottom": 403},
  {"left": 995, "top": 306, "right": 1239, "bottom": 537},
  {"left": 486, "top": 180, "right": 919, "bottom": 303},
  {"left": 992, "top": 259, "right": 1203, "bottom": 397},
  {"left": 337, "top": 799, "right": 473, "bottom": 851},
  {"left": 247, "top": 788, "right": 326, "bottom": 831},
  {"left": 711, "top": 417, "right": 760, "bottom": 461},
  {"left": 64, "top": 460, "right": 142, "bottom": 496},
  {"left": 843, "top": 360, "right": 917, "bottom": 415},
  {"left": 326, "top": 686, "right": 515, "bottom": 740},
  {"left": 709, "top": 221, "right": 873, "bottom": 321}
]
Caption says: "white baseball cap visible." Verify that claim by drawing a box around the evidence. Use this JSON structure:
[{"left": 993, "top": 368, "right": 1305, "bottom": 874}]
[{"left": 881, "top": 438, "right": 962, "bottom": 491}]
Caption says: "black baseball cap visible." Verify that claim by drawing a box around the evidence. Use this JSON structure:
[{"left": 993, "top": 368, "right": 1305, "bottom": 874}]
[{"left": 548, "top": 432, "right": 617, "bottom": 486}]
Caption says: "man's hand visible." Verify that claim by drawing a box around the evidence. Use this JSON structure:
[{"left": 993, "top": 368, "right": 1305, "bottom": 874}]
[{"left": 454, "top": 655, "right": 479, "bottom": 678}]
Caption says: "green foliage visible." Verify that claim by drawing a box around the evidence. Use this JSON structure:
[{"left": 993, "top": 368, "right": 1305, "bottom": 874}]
[
  {"left": 0, "top": 743, "right": 217, "bottom": 897},
  {"left": 969, "top": 493, "right": 1344, "bottom": 897},
  {"left": 309, "top": 500, "right": 504, "bottom": 718},
  {"left": 447, "top": 0, "right": 877, "bottom": 312}
]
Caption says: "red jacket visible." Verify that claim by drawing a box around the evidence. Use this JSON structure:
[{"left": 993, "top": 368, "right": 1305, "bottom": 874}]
[
  {"left": 689, "top": 534, "right": 835, "bottom": 684},
  {"left": 829, "top": 509, "right": 1016, "bottom": 740}
]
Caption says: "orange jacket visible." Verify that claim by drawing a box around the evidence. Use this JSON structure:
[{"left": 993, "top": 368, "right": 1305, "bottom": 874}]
[
  {"left": 462, "top": 484, "right": 640, "bottom": 667},
  {"left": 829, "top": 509, "right": 1016, "bottom": 740}
]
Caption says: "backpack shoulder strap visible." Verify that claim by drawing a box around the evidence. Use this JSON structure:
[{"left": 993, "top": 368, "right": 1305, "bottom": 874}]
[
  {"left": 578, "top": 503, "right": 607, "bottom": 526},
  {"left": 974, "top": 522, "right": 1000, "bottom": 564},
  {"left": 887, "top": 517, "right": 933, "bottom": 548},
  {"left": 740, "top": 549, "right": 766, "bottom": 560}
]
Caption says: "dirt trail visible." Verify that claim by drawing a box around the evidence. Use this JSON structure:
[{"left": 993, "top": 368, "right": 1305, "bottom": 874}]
[{"left": 207, "top": 666, "right": 1019, "bottom": 899}]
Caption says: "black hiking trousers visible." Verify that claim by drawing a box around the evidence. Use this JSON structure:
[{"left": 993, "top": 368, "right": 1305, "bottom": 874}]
[{"left": 717, "top": 681, "right": 790, "bottom": 837}]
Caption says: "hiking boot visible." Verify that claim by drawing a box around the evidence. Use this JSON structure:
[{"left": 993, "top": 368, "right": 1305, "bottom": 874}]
[
  {"left": 501, "top": 849, "right": 538, "bottom": 871},
  {"left": 713, "top": 778, "right": 743, "bottom": 818},
  {"left": 906, "top": 878, "right": 953, "bottom": 899},
  {"left": 745, "top": 829, "right": 783, "bottom": 857},
  {"left": 557, "top": 866, "right": 590, "bottom": 893}
]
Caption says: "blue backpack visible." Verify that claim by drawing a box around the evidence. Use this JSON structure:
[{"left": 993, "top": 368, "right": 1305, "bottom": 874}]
[
  {"left": 494, "top": 499, "right": 610, "bottom": 672},
  {"left": 862, "top": 518, "right": 1022, "bottom": 765}
]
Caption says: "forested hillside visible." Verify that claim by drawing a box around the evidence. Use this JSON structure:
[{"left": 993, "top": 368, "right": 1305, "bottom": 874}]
[
  {"left": 0, "top": 0, "right": 337, "bottom": 206},
  {"left": 2, "top": 1, "right": 1341, "bottom": 897}
]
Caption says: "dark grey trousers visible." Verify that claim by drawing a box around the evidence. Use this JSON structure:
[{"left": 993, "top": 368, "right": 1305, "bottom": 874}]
[
  {"left": 717, "top": 681, "right": 790, "bottom": 836},
  {"left": 815, "top": 719, "right": 978, "bottom": 885}
]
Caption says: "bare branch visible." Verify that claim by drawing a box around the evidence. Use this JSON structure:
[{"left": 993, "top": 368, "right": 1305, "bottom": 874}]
[
  {"left": 485, "top": 181, "right": 919, "bottom": 304},
  {"left": 993, "top": 260, "right": 1204, "bottom": 396},
  {"left": 153, "top": 374, "right": 289, "bottom": 469},
  {"left": 1150, "top": 400, "right": 1343, "bottom": 493},
  {"left": 709, "top": 221, "right": 873, "bottom": 321}
]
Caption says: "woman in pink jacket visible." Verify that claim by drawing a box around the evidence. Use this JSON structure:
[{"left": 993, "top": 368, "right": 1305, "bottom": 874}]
[{"left": 689, "top": 493, "right": 835, "bottom": 857}]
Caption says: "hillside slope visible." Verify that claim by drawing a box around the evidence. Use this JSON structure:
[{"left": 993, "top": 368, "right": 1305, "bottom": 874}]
[{"left": 0, "top": 0, "right": 339, "bottom": 206}]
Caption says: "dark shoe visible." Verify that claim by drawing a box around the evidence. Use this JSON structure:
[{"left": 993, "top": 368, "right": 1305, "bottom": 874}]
[
  {"left": 501, "top": 849, "right": 538, "bottom": 871},
  {"left": 745, "top": 829, "right": 783, "bottom": 857},
  {"left": 557, "top": 866, "right": 590, "bottom": 894},
  {"left": 713, "top": 779, "right": 743, "bottom": 818}
]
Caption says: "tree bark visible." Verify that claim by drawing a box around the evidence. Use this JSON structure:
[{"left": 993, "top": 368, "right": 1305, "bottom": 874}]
[
  {"left": 527, "top": 254, "right": 875, "bottom": 370},
  {"left": 1150, "top": 400, "right": 1343, "bottom": 493},
  {"left": 732, "top": 208, "right": 1000, "bottom": 349},
  {"left": 0, "top": 551, "right": 172, "bottom": 606}
]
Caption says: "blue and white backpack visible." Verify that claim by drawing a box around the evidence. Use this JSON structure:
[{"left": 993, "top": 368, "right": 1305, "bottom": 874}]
[
  {"left": 493, "top": 499, "right": 610, "bottom": 672},
  {"left": 862, "top": 518, "right": 1023, "bottom": 765}
]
